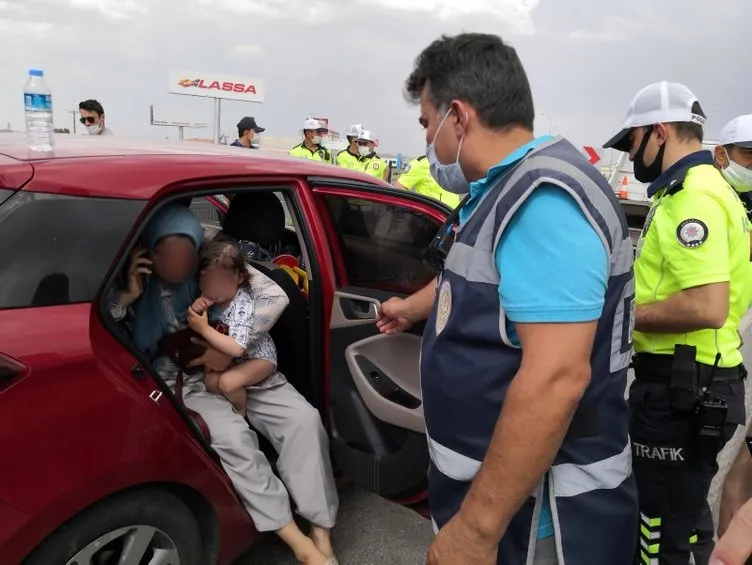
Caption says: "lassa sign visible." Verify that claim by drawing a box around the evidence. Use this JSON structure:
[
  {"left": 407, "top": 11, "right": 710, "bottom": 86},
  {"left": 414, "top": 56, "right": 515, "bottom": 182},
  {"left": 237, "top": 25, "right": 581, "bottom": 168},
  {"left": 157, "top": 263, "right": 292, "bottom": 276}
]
[{"left": 168, "top": 70, "right": 264, "bottom": 103}]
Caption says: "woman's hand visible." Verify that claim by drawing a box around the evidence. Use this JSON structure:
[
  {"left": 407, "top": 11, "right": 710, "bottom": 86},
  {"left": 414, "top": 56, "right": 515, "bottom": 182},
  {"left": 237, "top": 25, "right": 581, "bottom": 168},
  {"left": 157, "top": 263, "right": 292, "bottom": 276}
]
[
  {"left": 120, "top": 248, "right": 152, "bottom": 307},
  {"left": 187, "top": 307, "right": 209, "bottom": 334},
  {"left": 186, "top": 338, "right": 233, "bottom": 372}
]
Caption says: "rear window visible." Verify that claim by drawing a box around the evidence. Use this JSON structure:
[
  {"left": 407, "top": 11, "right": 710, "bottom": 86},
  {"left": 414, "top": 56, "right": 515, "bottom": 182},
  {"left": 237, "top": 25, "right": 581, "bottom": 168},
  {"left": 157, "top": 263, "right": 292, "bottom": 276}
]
[{"left": 0, "top": 192, "right": 144, "bottom": 309}]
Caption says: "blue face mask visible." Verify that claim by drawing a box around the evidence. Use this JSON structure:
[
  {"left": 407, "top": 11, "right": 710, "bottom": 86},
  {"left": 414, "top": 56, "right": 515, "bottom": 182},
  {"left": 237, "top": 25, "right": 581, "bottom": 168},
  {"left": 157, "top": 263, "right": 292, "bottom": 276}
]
[{"left": 427, "top": 108, "right": 469, "bottom": 195}]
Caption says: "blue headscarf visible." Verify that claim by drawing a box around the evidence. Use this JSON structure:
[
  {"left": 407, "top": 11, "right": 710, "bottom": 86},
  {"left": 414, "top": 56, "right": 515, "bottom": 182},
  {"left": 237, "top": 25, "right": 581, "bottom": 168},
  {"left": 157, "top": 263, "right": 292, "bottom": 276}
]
[{"left": 131, "top": 203, "right": 205, "bottom": 356}]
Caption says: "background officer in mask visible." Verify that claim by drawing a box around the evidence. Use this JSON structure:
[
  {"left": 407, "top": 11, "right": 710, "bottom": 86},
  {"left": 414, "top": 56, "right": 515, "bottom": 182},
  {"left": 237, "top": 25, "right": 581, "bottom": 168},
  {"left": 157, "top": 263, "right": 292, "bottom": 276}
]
[
  {"left": 714, "top": 114, "right": 752, "bottom": 217},
  {"left": 604, "top": 82, "right": 750, "bottom": 565}
]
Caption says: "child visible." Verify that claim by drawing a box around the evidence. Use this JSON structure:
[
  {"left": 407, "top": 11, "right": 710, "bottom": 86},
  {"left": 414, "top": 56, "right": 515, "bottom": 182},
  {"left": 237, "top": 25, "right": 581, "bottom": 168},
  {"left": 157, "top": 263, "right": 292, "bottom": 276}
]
[{"left": 187, "top": 240, "right": 277, "bottom": 415}]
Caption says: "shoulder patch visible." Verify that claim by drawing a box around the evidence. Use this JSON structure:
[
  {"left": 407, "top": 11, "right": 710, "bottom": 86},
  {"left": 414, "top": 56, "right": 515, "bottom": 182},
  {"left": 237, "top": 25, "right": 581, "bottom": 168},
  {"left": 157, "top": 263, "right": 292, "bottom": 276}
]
[
  {"left": 676, "top": 218, "right": 708, "bottom": 248},
  {"left": 373, "top": 163, "right": 379, "bottom": 170}
]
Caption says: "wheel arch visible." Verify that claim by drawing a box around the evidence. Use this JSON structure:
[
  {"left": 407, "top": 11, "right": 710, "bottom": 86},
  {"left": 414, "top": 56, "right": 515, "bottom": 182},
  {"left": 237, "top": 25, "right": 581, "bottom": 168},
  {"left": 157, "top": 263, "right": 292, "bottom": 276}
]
[{"left": 21, "top": 481, "right": 220, "bottom": 565}]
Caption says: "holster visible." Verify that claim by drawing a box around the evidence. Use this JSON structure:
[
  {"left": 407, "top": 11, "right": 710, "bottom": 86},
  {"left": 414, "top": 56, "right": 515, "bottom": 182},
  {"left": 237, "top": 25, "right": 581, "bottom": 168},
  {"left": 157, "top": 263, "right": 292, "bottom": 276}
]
[{"left": 669, "top": 344, "right": 699, "bottom": 412}]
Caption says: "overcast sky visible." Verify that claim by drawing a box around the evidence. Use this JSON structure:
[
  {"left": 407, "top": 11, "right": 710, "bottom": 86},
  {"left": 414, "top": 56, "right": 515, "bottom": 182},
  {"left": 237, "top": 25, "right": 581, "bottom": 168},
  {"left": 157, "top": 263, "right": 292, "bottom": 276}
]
[{"left": 1, "top": 0, "right": 748, "bottom": 157}]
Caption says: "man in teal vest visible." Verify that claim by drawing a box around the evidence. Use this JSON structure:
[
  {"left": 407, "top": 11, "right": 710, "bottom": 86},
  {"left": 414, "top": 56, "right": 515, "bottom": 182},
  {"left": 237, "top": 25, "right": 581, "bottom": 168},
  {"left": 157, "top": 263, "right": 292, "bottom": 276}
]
[{"left": 377, "top": 32, "right": 637, "bottom": 565}]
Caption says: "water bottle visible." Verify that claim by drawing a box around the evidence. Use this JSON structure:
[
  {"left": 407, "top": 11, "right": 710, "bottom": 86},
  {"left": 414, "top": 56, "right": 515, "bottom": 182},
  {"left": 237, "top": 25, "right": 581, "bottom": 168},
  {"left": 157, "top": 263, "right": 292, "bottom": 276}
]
[{"left": 24, "top": 69, "right": 54, "bottom": 152}]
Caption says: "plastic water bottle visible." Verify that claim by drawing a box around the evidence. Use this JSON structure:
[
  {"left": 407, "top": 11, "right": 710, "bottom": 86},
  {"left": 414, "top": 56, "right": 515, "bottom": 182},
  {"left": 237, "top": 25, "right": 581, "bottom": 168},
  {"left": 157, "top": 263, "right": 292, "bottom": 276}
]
[{"left": 24, "top": 69, "right": 54, "bottom": 152}]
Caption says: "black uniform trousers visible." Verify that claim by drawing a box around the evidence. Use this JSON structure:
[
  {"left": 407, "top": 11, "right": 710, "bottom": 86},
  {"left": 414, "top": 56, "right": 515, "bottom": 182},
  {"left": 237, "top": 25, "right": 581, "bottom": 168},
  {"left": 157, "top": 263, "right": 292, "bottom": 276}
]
[{"left": 629, "top": 355, "right": 746, "bottom": 565}]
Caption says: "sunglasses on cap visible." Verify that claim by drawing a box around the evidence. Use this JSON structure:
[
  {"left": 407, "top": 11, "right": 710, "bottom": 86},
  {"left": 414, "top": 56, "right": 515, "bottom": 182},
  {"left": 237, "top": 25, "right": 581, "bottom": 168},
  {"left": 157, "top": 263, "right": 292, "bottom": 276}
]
[{"left": 79, "top": 116, "right": 98, "bottom": 124}]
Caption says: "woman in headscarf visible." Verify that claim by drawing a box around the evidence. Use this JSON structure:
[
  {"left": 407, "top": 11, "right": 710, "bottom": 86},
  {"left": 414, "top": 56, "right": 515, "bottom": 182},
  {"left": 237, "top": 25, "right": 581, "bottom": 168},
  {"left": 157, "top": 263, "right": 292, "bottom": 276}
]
[{"left": 108, "top": 203, "right": 339, "bottom": 565}]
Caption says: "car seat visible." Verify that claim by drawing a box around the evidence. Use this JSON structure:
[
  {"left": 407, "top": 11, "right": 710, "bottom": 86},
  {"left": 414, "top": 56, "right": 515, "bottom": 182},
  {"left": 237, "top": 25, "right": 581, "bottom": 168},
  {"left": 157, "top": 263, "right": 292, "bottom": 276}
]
[
  {"left": 218, "top": 193, "right": 315, "bottom": 406},
  {"left": 222, "top": 192, "right": 300, "bottom": 262}
]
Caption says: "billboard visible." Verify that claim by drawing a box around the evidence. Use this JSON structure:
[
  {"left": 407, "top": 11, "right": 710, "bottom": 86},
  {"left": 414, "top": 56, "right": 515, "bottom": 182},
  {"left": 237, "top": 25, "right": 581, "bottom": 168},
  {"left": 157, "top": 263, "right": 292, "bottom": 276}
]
[{"left": 169, "top": 70, "right": 264, "bottom": 103}]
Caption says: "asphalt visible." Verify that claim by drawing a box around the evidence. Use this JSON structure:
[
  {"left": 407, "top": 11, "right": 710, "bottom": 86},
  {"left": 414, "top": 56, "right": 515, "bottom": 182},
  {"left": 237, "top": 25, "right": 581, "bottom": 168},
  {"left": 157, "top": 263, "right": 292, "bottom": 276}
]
[
  {"left": 237, "top": 313, "right": 752, "bottom": 565},
  {"left": 234, "top": 484, "right": 434, "bottom": 565}
]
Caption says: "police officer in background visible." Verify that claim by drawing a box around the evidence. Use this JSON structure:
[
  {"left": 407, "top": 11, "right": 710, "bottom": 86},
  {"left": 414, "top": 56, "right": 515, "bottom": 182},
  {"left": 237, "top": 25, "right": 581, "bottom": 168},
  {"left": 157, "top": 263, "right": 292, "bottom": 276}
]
[
  {"left": 356, "top": 130, "right": 388, "bottom": 180},
  {"left": 231, "top": 116, "right": 264, "bottom": 148},
  {"left": 604, "top": 82, "right": 750, "bottom": 565},
  {"left": 336, "top": 124, "right": 365, "bottom": 169},
  {"left": 714, "top": 114, "right": 752, "bottom": 217},
  {"left": 289, "top": 118, "right": 333, "bottom": 164},
  {"left": 394, "top": 154, "right": 462, "bottom": 208}
]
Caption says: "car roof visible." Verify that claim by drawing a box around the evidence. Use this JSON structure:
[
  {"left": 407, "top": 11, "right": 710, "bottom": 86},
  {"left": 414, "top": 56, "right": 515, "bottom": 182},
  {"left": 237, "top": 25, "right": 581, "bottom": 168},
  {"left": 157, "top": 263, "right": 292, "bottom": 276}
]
[{"left": 0, "top": 133, "right": 389, "bottom": 199}]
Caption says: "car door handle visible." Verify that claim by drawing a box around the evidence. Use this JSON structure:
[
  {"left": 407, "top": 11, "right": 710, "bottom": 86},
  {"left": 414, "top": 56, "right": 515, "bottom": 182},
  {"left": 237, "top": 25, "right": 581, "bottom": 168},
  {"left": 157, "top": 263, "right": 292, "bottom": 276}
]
[{"left": 340, "top": 297, "right": 378, "bottom": 320}]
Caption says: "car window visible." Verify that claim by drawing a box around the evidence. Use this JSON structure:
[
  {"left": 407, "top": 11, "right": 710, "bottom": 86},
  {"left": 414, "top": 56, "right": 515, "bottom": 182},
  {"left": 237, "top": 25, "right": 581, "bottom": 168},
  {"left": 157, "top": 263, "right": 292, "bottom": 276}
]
[
  {"left": 193, "top": 193, "right": 296, "bottom": 233},
  {"left": 0, "top": 192, "right": 144, "bottom": 309},
  {"left": 321, "top": 195, "right": 440, "bottom": 293}
]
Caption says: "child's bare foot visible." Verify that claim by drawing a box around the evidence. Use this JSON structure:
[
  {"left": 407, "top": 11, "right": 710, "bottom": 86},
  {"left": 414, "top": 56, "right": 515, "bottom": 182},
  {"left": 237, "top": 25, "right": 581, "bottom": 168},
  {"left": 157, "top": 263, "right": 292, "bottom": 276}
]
[
  {"left": 309, "top": 525, "right": 334, "bottom": 559},
  {"left": 277, "top": 522, "right": 330, "bottom": 565}
]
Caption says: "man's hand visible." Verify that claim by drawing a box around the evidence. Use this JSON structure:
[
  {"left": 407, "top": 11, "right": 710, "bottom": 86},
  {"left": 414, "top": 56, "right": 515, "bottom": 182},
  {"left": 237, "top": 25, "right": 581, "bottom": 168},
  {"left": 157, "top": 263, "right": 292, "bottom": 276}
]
[
  {"left": 426, "top": 514, "right": 497, "bottom": 565},
  {"left": 719, "top": 436, "right": 752, "bottom": 536},
  {"left": 376, "top": 297, "right": 415, "bottom": 334},
  {"left": 186, "top": 338, "right": 233, "bottom": 372},
  {"left": 711, "top": 497, "right": 752, "bottom": 564}
]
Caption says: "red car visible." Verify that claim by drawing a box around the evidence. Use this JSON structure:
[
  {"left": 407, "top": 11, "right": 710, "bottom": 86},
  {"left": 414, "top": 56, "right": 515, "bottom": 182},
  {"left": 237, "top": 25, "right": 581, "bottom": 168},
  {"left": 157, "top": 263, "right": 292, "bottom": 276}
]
[{"left": 0, "top": 135, "right": 451, "bottom": 564}]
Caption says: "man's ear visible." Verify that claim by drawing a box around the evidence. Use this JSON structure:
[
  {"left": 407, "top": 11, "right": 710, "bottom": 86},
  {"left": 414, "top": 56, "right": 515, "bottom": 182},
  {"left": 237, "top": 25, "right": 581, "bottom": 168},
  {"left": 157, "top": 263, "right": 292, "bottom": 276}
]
[
  {"left": 714, "top": 145, "right": 730, "bottom": 169},
  {"left": 654, "top": 123, "right": 670, "bottom": 145}
]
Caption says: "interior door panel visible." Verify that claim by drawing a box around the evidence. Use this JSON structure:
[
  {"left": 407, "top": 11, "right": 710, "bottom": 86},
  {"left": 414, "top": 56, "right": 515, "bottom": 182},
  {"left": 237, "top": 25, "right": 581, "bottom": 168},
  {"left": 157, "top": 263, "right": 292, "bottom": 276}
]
[
  {"left": 328, "top": 286, "right": 429, "bottom": 497},
  {"left": 345, "top": 333, "right": 424, "bottom": 433},
  {"left": 315, "top": 187, "right": 448, "bottom": 500}
]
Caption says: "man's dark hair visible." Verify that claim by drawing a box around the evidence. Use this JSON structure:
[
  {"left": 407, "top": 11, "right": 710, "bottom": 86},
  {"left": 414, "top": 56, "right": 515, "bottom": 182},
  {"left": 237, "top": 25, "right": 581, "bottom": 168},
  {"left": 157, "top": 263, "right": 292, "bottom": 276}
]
[
  {"left": 405, "top": 33, "right": 534, "bottom": 131},
  {"left": 78, "top": 99, "right": 104, "bottom": 116},
  {"left": 670, "top": 101, "right": 704, "bottom": 143}
]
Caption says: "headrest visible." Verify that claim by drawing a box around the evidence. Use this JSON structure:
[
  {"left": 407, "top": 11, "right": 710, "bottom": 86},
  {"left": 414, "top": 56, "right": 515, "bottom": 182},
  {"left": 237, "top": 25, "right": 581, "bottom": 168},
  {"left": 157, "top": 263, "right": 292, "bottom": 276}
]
[{"left": 222, "top": 192, "right": 286, "bottom": 244}]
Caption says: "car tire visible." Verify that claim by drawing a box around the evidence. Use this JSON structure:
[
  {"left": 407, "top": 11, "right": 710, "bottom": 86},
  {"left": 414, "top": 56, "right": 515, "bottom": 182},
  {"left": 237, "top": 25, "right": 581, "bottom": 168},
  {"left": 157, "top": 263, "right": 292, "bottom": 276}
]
[{"left": 23, "top": 489, "right": 202, "bottom": 565}]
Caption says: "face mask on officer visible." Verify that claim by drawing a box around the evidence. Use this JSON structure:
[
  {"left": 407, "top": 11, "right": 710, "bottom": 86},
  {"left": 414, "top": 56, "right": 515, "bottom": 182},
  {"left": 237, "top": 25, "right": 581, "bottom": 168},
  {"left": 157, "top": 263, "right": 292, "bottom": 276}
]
[
  {"left": 427, "top": 107, "right": 470, "bottom": 195},
  {"left": 311, "top": 133, "right": 323, "bottom": 145},
  {"left": 719, "top": 148, "right": 752, "bottom": 193},
  {"left": 631, "top": 125, "right": 666, "bottom": 184},
  {"left": 358, "top": 145, "right": 371, "bottom": 157}
]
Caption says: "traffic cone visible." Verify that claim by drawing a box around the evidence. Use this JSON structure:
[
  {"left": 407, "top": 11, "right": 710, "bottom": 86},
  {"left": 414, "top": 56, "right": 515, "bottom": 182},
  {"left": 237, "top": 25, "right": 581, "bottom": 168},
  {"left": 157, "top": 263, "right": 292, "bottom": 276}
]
[{"left": 618, "top": 176, "right": 629, "bottom": 199}]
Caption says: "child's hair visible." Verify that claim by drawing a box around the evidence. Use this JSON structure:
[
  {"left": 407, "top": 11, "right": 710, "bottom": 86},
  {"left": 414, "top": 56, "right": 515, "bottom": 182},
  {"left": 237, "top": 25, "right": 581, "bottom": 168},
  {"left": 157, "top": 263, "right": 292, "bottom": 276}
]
[{"left": 198, "top": 240, "right": 250, "bottom": 288}]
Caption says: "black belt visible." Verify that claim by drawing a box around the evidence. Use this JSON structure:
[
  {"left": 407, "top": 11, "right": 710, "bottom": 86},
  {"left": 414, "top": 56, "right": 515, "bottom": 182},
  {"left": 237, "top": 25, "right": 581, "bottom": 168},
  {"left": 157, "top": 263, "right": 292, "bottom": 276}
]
[{"left": 632, "top": 353, "right": 746, "bottom": 384}]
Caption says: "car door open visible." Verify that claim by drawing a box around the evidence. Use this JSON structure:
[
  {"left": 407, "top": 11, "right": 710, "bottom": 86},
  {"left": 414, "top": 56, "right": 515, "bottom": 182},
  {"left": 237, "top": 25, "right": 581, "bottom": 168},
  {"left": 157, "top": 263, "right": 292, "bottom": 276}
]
[{"left": 313, "top": 184, "right": 450, "bottom": 499}]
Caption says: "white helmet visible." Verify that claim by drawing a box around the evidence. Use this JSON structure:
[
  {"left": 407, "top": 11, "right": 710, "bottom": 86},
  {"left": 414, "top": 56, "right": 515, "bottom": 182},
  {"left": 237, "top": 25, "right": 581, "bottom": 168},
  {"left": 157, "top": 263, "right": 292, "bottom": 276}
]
[
  {"left": 357, "top": 129, "right": 376, "bottom": 143},
  {"left": 303, "top": 118, "right": 326, "bottom": 131},
  {"left": 345, "top": 124, "right": 364, "bottom": 137}
]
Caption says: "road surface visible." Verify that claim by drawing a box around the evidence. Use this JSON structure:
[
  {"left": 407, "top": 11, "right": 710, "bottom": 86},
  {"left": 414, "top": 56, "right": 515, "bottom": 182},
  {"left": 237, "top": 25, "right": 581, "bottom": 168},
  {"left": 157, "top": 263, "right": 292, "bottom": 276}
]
[
  {"left": 238, "top": 312, "right": 752, "bottom": 564},
  {"left": 234, "top": 484, "right": 434, "bottom": 564}
]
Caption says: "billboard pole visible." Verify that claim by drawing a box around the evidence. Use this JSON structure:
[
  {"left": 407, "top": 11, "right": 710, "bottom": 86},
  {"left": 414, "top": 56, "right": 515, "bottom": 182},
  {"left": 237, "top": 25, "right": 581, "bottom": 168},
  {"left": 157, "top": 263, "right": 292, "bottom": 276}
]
[
  {"left": 213, "top": 98, "right": 222, "bottom": 144},
  {"left": 149, "top": 104, "right": 207, "bottom": 139}
]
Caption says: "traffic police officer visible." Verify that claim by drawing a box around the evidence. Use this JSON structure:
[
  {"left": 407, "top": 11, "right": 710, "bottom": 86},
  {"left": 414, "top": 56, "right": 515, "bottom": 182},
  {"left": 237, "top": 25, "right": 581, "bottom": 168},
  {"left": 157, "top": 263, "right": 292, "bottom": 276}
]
[
  {"left": 714, "top": 115, "right": 752, "bottom": 314},
  {"left": 714, "top": 114, "right": 752, "bottom": 217},
  {"left": 378, "top": 32, "right": 637, "bottom": 565},
  {"left": 289, "top": 118, "right": 333, "bottom": 164},
  {"left": 231, "top": 116, "right": 264, "bottom": 148},
  {"left": 395, "top": 155, "right": 462, "bottom": 208},
  {"left": 604, "top": 82, "right": 750, "bottom": 565},
  {"left": 355, "top": 130, "right": 388, "bottom": 180},
  {"left": 336, "top": 124, "right": 365, "bottom": 169}
]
